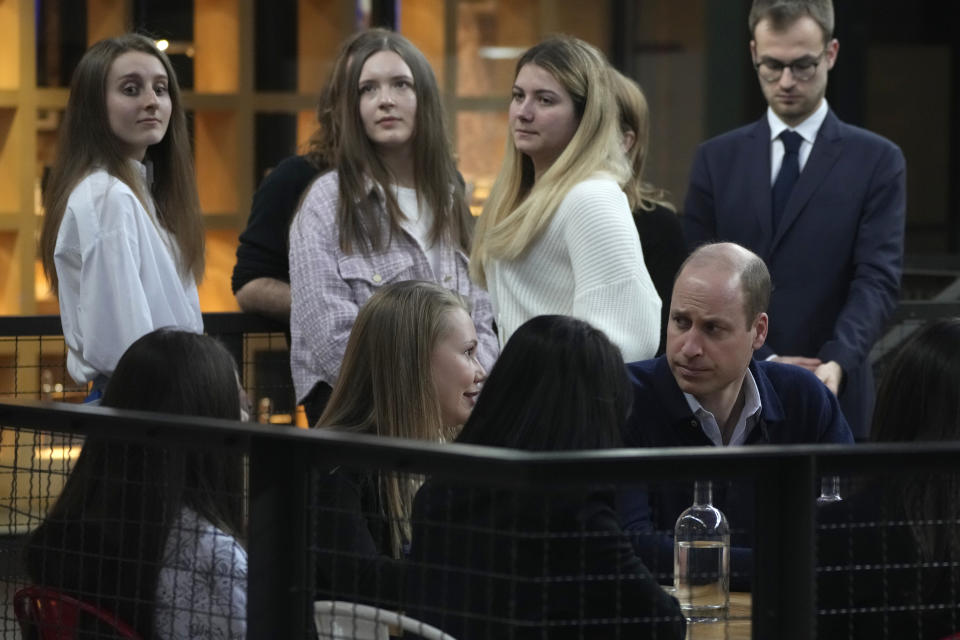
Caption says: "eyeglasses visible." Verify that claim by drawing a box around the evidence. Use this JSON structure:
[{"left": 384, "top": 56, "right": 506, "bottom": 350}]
[{"left": 754, "top": 50, "right": 826, "bottom": 83}]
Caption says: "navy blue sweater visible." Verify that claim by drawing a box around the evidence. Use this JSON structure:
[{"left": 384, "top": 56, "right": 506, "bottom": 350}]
[{"left": 618, "top": 356, "right": 853, "bottom": 589}]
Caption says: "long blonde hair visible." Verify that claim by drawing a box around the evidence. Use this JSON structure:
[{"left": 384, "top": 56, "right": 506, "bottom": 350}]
[
  {"left": 39, "top": 33, "right": 204, "bottom": 292},
  {"left": 611, "top": 69, "right": 675, "bottom": 213},
  {"left": 469, "top": 36, "right": 630, "bottom": 287},
  {"left": 317, "top": 280, "right": 471, "bottom": 557}
]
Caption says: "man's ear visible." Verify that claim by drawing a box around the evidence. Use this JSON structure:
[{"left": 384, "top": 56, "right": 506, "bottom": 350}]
[
  {"left": 825, "top": 38, "right": 839, "bottom": 70},
  {"left": 752, "top": 312, "right": 769, "bottom": 350},
  {"left": 749, "top": 40, "right": 757, "bottom": 62}
]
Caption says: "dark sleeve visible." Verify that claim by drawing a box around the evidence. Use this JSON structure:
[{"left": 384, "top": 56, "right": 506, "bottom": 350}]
[
  {"left": 617, "top": 484, "right": 672, "bottom": 580},
  {"left": 681, "top": 145, "right": 717, "bottom": 253},
  {"left": 635, "top": 205, "right": 687, "bottom": 356},
  {"left": 582, "top": 497, "right": 686, "bottom": 639},
  {"left": 777, "top": 365, "right": 855, "bottom": 444},
  {"left": 817, "top": 142, "right": 905, "bottom": 373},
  {"left": 312, "top": 469, "right": 404, "bottom": 608},
  {"left": 231, "top": 156, "right": 319, "bottom": 293},
  {"left": 816, "top": 376, "right": 855, "bottom": 444}
]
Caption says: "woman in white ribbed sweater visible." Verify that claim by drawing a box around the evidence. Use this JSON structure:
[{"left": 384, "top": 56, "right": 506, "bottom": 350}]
[{"left": 470, "top": 36, "right": 660, "bottom": 362}]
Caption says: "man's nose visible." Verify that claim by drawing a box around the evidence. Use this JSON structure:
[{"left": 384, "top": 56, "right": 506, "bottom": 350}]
[
  {"left": 778, "top": 66, "right": 798, "bottom": 88},
  {"left": 680, "top": 332, "right": 702, "bottom": 357}
]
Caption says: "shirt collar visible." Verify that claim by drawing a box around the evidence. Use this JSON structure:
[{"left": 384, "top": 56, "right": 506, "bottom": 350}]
[
  {"left": 129, "top": 158, "right": 154, "bottom": 188},
  {"left": 683, "top": 368, "right": 763, "bottom": 446},
  {"left": 767, "top": 98, "right": 829, "bottom": 145}
]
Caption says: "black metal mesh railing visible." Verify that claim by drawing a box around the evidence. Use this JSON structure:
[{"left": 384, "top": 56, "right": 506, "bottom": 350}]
[
  {"left": 0, "top": 313, "right": 299, "bottom": 426},
  {"left": 4, "top": 400, "right": 960, "bottom": 639}
]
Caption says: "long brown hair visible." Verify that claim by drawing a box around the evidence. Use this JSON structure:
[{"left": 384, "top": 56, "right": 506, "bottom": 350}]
[
  {"left": 318, "top": 280, "right": 470, "bottom": 557},
  {"left": 303, "top": 29, "right": 394, "bottom": 172},
  {"left": 39, "top": 33, "right": 204, "bottom": 292},
  {"left": 333, "top": 31, "right": 472, "bottom": 255}
]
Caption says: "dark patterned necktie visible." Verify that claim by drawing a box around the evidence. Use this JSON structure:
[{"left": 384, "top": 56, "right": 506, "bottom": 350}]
[{"left": 771, "top": 130, "right": 803, "bottom": 231}]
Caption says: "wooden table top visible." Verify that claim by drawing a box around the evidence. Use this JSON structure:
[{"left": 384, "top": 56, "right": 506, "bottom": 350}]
[{"left": 685, "top": 592, "right": 752, "bottom": 640}]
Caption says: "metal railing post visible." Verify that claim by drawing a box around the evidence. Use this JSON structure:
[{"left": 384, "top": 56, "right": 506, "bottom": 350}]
[
  {"left": 247, "top": 434, "right": 310, "bottom": 638},
  {"left": 753, "top": 454, "right": 816, "bottom": 639}
]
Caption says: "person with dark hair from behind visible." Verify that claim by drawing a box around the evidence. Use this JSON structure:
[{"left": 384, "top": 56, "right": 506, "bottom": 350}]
[
  {"left": 231, "top": 29, "right": 389, "bottom": 322},
  {"left": 313, "top": 280, "right": 486, "bottom": 611},
  {"left": 407, "top": 315, "right": 685, "bottom": 639},
  {"left": 25, "top": 329, "right": 247, "bottom": 639},
  {"left": 619, "top": 242, "right": 852, "bottom": 591},
  {"left": 818, "top": 317, "right": 960, "bottom": 638},
  {"left": 612, "top": 69, "right": 687, "bottom": 356}
]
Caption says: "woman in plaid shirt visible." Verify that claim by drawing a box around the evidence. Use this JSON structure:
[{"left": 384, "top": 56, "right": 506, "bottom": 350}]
[{"left": 289, "top": 30, "right": 498, "bottom": 425}]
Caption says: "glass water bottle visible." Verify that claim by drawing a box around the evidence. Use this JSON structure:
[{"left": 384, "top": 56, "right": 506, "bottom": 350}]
[{"left": 673, "top": 480, "right": 730, "bottom": 622}]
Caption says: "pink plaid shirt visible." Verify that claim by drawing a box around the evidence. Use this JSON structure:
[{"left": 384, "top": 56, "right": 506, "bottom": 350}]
[{"left": 289, "top": 171, "right": 499, "bottom": 403}]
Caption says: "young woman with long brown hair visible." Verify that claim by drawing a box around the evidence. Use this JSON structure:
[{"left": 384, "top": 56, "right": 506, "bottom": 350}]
[
  {"left": 289, "top": 30, "right": 497, "bottom": 424},
  {"left": 38, "top": 33, "right": 204, "bottom": 397},
  {"left": 232, "top": 28, "right": 390, "bottom": 321}
]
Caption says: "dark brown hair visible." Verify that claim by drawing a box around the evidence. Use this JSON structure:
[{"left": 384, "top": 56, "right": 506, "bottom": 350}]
[
  {"left": 303, "top": 28, "right": 395, "bottom": 172},
  {"left": 748, "top": 0, "right": 835, "bottom": 43},
  {"left": 333, "top": 31, "right": 472, "bottom": 255},
  {"left": 39, "top": 33, "right": 204, "bottom": 292}
]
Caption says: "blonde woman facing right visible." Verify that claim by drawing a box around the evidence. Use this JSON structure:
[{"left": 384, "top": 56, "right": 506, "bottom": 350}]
[
  {"left": 313, "top": 280, "right": 485, "bottom": 610},
  {"left": 470, "top": 36, "right": 660, "bottom": 361}
]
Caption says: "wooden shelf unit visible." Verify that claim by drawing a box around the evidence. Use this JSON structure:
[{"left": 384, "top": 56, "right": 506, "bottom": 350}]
[{"left": 0, "top": 0, "right": 610, "bottom": 316}]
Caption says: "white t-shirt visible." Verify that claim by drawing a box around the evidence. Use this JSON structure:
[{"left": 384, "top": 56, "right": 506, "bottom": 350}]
[
  {"left": 392, "top": 185, "right": 443, "bottom": 277},
  {"left": 54, "top": 165, "right": 203, "bottom": 384}
]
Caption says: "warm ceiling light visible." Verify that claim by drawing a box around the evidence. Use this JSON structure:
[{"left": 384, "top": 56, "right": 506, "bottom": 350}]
[
  {"left": 478, "top": 46, "right": 527, "bottom": 60},
  {"left": 156, "top": 39, "right": 170, "bottom": 51}
]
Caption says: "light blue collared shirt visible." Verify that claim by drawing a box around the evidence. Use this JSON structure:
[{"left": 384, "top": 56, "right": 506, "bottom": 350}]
[{"left": 684, "top": 369, "right": 762, "bottom": 447}]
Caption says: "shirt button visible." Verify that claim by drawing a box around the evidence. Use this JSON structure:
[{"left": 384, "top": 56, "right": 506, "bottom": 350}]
[
  {"left": 372, "top": 274, "right": 382, "bottom": 283},
  {"left": 690, "top": 419, "right": 698, "bottom": 428}
]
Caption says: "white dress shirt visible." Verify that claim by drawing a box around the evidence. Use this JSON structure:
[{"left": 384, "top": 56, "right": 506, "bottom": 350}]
[
  {"left": 767, "top": 98, "right": 829, "bottom": 184},
  {"left": 684, "top": 369, "right": 762, "bottom": 447},
  {"left": 54, "top": 164, "right": 203, "bottom": 384}
]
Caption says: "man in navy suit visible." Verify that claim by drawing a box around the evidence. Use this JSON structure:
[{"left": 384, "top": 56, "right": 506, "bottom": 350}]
[{"left": 683, "top": 0, "right": 906, "bottom": 439}]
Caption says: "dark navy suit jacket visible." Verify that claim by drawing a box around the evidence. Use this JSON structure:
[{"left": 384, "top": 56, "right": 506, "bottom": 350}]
[
  {"left": 683, "top": 110, "right": 906, "bottom": 439},
  {"left": 619, "top": 356, "right": 853, "bottom": 590}
]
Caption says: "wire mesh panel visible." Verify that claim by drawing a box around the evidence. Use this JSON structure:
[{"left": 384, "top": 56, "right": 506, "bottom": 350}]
[
  {"left": 0, "top": 314, "right": 298, "bottom": 425},
  {"left": 0, "top": 422, "right": 247, "bottom": 640},
  {"left": 619, "top": 478, "right": 755, "bottom": 597},
  {"left": 5, "top": 400, "right": 960, "bottom": 639},
  {"left": 816, "top": 471, "right": 960, "bottom": 639},
  {"left": 308, "top": 463, "right": 689, "bottom": 639},
  {"left": 0, "top": 333, "right": 83, "bottom": 403}
]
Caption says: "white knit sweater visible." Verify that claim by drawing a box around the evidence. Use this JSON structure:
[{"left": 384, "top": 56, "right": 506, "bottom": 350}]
[{"left": 486, "top": 176, "right": 661, "bottom": 363}]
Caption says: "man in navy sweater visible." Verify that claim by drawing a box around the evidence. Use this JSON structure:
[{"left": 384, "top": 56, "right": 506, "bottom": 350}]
[{"left": 620, "top": 242, "right": 853, "bottom": 589}]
